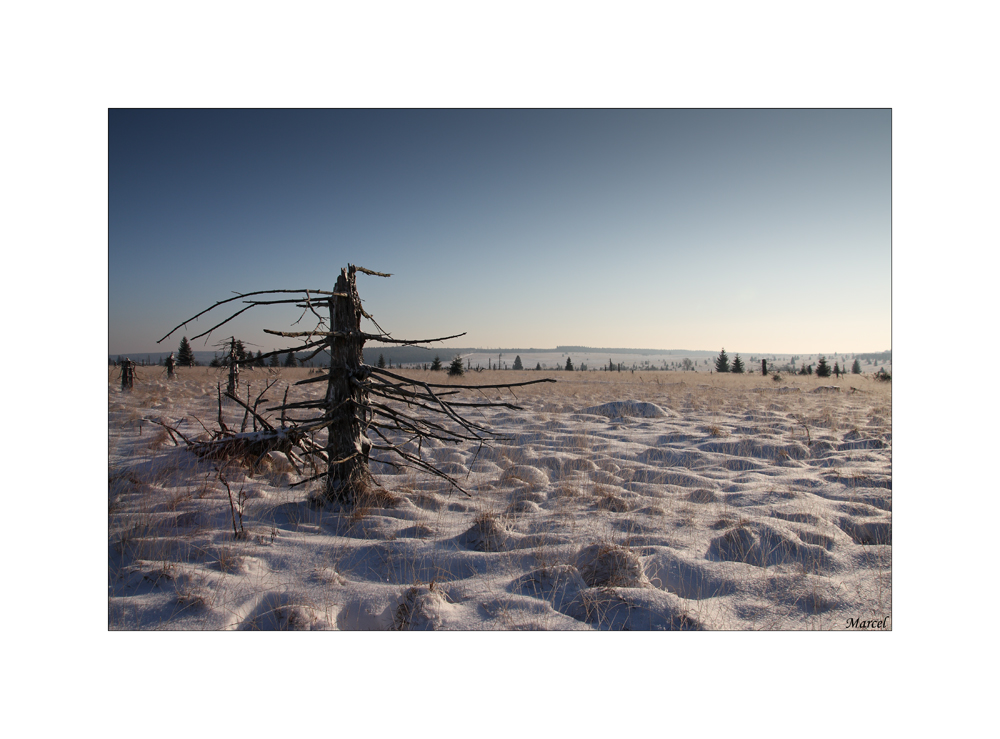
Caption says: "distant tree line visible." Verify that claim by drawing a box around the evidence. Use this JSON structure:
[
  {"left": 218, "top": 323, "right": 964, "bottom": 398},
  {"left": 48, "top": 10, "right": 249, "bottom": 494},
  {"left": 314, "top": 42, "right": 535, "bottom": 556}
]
[
  {"left": 711, "top": 348, "right": 872, "bottom": 378},
  {"left": 118, "top": 338, "right": 884, "bottom": 378}
]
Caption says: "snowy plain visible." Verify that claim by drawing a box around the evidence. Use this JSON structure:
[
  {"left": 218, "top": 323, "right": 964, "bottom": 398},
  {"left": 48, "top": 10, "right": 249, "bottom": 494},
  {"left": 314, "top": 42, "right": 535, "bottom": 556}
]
[{"left": 109, "top": 365, "right": 891, "bottom": 630}]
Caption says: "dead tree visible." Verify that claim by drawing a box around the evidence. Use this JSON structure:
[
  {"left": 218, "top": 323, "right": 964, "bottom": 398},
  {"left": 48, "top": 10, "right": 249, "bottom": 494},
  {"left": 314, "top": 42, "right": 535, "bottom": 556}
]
[
  {"left": 120, "top": 358, "right": 136, "bottom": 391},
  {"left": 226, "top": 337, "right": 239, "bottom": 397},
  {"left": 157, "top": 264, "right": 555, "bottom": 506}
]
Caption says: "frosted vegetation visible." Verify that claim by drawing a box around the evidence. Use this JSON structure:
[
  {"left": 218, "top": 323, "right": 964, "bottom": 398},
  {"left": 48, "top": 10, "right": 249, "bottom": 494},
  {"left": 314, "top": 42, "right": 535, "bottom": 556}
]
[{"left": 109, "top": 366, "right": 891, "bottom": 630}]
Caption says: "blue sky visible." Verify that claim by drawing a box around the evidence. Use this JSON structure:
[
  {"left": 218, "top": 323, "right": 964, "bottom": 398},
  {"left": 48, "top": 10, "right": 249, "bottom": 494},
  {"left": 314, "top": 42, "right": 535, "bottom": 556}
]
[{"left": 109, "top": 109, "right": 890, "bottom": 356}]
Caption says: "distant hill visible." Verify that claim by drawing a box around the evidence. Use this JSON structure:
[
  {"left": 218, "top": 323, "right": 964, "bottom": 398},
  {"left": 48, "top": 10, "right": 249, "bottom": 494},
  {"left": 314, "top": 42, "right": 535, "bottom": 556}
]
[
  {"left": 852, "top": 351, "right": 892, "bottom": 362},
  {"left": 555, "top": 346, "right": 717, "bottom": 356}
]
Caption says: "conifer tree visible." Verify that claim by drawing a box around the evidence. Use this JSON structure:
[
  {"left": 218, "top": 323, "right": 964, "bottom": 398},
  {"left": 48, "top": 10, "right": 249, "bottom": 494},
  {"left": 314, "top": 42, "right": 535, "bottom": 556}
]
[
  {"left": 731, "top": 354, "right": 745, "bottom": 373},
  {"left": 536, "top": 362, "right": 542, "bottom": 371},
  {"left": 255, "top": 350, "right": 265, "bottom": 367},
  {"left": 512, "top": 355, "right": 523, "bottom": 370},
  {"left": 851, "top": 358, "right": 862, "bottom": 374},
  {"left": 431, "top": 355, "right": 443, "bottom": 371},
  {"left": 816, "top": 356, "right": 832, "bottom": 377},
  {"left": 565, "top": 357, "right": 574, "bottom": 371},
  {"left": 177, "top": 336, "right": 195, "bottom": 367},
  {"left": 377, "top": 353, "right": 386, "bottom": 368},
  {"left": 715, "top": 348, "right": 730, "bottom": 373},
  {"left": 269, "top": 352, "right": 281, "bottom": 368},
  {"left": 284, "top": 352, "right": 297, "bottom": 368},
  {"left": 448, "top": 355, "right": 464, "bottom": 376}
]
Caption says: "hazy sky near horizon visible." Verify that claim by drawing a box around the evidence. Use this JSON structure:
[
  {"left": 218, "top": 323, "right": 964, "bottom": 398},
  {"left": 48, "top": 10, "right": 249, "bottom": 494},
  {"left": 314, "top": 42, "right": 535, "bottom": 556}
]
[{"left": 109, "top": 109, "right": 890, "bottom": 356}]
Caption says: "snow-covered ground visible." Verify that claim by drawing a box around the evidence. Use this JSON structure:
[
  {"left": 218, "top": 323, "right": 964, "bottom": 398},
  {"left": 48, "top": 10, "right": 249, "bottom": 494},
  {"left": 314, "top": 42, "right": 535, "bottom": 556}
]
[{"left": 109, "top": 366, "right": 891, "bottom": 630}]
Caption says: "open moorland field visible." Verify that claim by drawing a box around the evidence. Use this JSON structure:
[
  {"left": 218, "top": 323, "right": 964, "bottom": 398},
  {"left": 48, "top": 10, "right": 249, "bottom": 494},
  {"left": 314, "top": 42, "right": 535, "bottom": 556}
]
[{"left": 109, "top": 366, "right": 891, "bottom": 630}]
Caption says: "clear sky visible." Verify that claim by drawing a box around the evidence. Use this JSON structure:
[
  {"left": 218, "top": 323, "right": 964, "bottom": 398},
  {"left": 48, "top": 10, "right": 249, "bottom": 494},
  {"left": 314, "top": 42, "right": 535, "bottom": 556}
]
[{"left": 109, "top": 109, "right": 890, "bottom": 356}]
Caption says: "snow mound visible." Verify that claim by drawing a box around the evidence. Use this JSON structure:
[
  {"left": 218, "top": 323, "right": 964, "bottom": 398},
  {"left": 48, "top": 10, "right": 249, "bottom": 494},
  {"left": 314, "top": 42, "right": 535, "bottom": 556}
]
[
  {"left": 575, "top": 543, "right": 650, "bottom": 588},
  {"left": 582, "top": 400, "right": 671, "bottom": 418},
  {"left": 837, "top": 517, "right": 892, "bottom": 545},
  {"left": 596, "top": 492, "right": 633, "bottom": 512},
  {"left": 238, "top": 591, "right": 330, "bottom": 631},
  {"left": 686, "top": 488, "right": 718, "bottom": 504},
  {"left": 456, "top": 513, "right": 512, "bottom": 552},
  {"left": 707, "top": 522, "right": 833, "bottom": 570},
  {"left": 563, "top": 588, "right": 705, "bottom": 630},
  {"left": 499, "top": 465, "right": 549, "bottom": 487},
  {"left": 392, "top": 584, "right": 456, "bottom": 630}
]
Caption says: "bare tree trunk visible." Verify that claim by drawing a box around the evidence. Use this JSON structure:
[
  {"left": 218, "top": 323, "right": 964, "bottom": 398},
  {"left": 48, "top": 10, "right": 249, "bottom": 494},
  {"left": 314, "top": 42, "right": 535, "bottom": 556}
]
[
  {"left": 227, "top": 338, "right": 239, "bottom": 397},
  {"left": 324, "top": 266, "right": 372, "bottom": 504},
  {"left": 121, "top": 358, "right": 135, "bottom": 390}
]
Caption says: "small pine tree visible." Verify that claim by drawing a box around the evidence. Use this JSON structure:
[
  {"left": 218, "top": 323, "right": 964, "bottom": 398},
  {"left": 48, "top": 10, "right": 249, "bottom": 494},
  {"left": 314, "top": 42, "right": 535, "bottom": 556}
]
[
  {"left": 799, "top": 363, "right": 808, "bottom": 375},
  {"left": 269, "top": 353, "right": 281, "bottom": 368},
  {"left": 816, "top": 356, "right": 831, "bottom": 377},
  {"left": 448, "top": 355, "right": 464, "bottom": 376},
  {"left": 851, "top": 358, "right": 862, "bottom": 374},
  {"left": 565, "top": 357, "right": 574, "bottom": 371},
  {"left": 715, "top": 348, "right": 730, "bottom": 373},
  {"left": 512, "top": 355, "right": 523, "bottom": 370},
  {"left": 177, "top": 336, "right": 195, "bottom": 367},
  {"left": 731, "top": 354, "right": 745, "bottom": 373},
  {"left": 255, "top": 350, "right": 265, "bottom": 367},
  {"left": 833, "top": 361, "right": 840, "bottom": 378},
  {"left": 431, "top": 356, "right": 443, "bottom": 371},
  {"left": 535, "top": 362, "right": 542, "bottom": 371},
  {"left": 284, "top": 352, "right": 297, "bottom": 368},
  {"left": 377, "top": 353, "right": 386, "bottom": 368}
]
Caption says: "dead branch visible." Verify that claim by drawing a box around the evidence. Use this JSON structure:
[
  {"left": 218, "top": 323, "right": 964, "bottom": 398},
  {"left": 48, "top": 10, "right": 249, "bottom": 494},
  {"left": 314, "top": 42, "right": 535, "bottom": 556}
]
[
  {"left": 225, "top": 382, "right": 277, "bottom": 432},
  {"left": 157, "top": 289, "right": 335, "bottom": 345},
  {"left": 145, "top": 418, "right": 192, "bottom": 446},
  {"left": 363, "top": 331, "right": 468, "bottom": 346},
  {"left": 355, "top": 266, "right": 392, "bottom": 277},
  {"left": 216, "top": 385, "right": 230, "bottom": 435}
]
